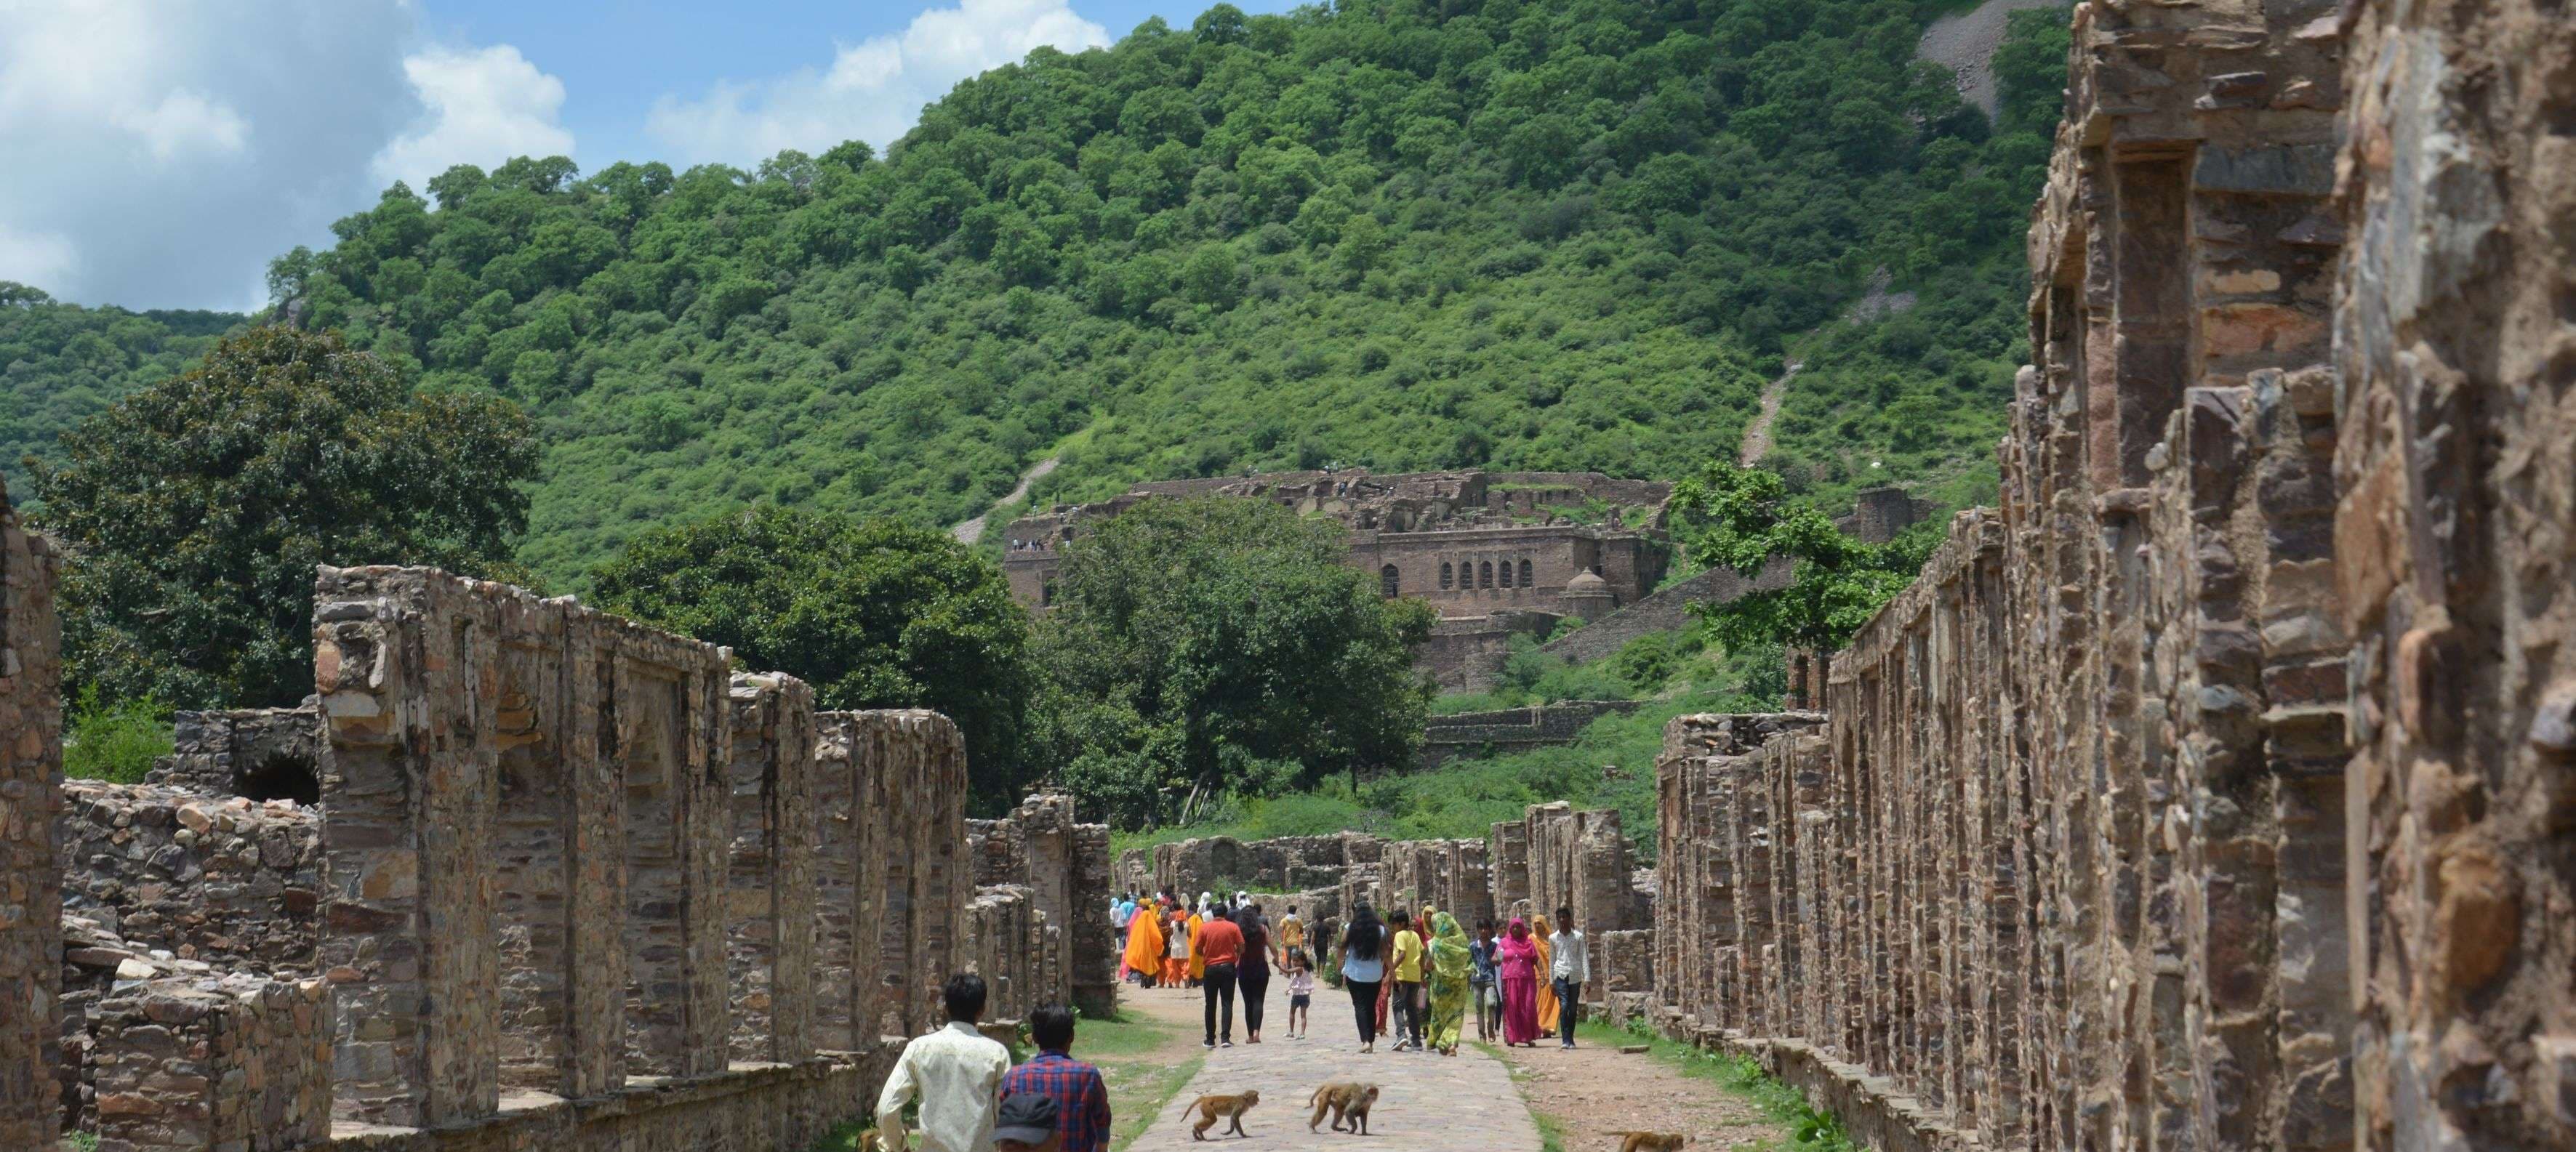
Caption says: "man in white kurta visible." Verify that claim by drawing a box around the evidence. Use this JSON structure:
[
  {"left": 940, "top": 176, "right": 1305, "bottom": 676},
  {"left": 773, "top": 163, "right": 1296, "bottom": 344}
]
[{"left": 875, "top": 974, "right": 1012, "bottom": 1152}]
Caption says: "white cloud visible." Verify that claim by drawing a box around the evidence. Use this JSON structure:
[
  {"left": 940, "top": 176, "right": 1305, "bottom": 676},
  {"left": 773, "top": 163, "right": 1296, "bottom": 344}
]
[
  {"left": 0, "top": 1, "right": 564, "bottom": 310},
  {"left": 647, "top": 0, "right": 1112, "bottom": 165},
  {"left": 372, "top": 44, "right": 574, "bottom": 193}
]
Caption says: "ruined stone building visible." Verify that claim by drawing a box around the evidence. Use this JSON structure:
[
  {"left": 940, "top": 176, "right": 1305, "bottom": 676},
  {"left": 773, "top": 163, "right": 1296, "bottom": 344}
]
[
  {"left": 3, "top": 559, "right": 1112, "bottom": 1151},
  {"left": 1639, "top": 3, "right": 2576, "bottom": 1151}
]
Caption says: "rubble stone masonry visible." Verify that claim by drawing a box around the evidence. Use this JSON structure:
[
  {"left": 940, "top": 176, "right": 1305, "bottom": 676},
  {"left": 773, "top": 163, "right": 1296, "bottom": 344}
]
[
  {"left": 0, "top": 488, "right": 60, "bottom": 1148},
  {"left": 32, "top": 563, "right": 1094, "bottom": 1151},
  {"left": 1647, "top": 2, "right": 2574, "bottom": 1151}
]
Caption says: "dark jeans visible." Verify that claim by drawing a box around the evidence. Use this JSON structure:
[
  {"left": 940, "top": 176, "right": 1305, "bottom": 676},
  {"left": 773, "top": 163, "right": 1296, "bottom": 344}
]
[
  {"left": 1237, "top": 963, "right": 1269, "bottom": 1036},
  {"left": 1346, "top": 978, "right": 1381, "bottom": 1044},
  {"left": 1204, "top": 962, "right": 1237, "bottom": 1042},
  {"left": 1392, "top": 980, "right": 1424, "bottom": 1045},
  {"left": 1554, "top": 978, "right": 1583, "bottom": 1043}
]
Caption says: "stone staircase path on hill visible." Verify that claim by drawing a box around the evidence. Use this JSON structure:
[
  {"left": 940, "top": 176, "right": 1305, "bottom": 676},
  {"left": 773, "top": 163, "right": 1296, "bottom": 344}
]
[
  {"left": 1120, "top": 976, "right": 1542, "bottom": 1152},
  {"left": 952, "top": 454, "right": 1061, "bottom": 544}
]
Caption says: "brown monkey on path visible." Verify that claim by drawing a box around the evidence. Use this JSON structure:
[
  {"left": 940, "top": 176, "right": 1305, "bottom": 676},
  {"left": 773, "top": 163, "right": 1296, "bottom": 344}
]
[
  {"left": 1609, "top": 1132, "right": 1690, "bottom": 1152},
  {"left": 1307, "top": 1081, "right": 1381, "bottom": 1134},
  {"left": 855, "top": 1129, "right": 919, "bottom": 1152},
  {"left": 1178, "top": 1090, "right": 1260, "bottom": 1139}
]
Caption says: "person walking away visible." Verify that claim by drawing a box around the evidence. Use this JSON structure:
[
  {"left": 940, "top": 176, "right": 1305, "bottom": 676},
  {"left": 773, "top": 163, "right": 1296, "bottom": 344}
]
[
  {"left": 1279, "top": 905, "right": 1305, "bottom": 956},
  {"left": 1496, "top": 919, "right": 1541, "bottom": 1047},
  {"left": 1339, "top": 903, "right": 1388, "bottom": 1053},
  {"left": 1163, "top": 907, "right": 1189, "bottom": 990},
  {"left": 1186, "top": 903, "right": 1208, "bottom": 989},
  {"left": 1196, "top": 904, "right": 1244, "bottom": 1048},
  {"left": 1424, "top": 912, "right": 1473, "bottom": 1056},
  {"left": 1283, "top": 947, "right": 1315, "bottom": 1039},
  {"left": 1112, "top": 894, "right": 1134, "bottom": 982},
  {"left": 1469, "top": 919, "right": 1501, "bottom": 1042},
  {"left": 1386, "top": 910, "right": 1425, "bottom": 1052},
  {"left": 1529, "top": 914, "right": 1560, "bottom": 1036},
  {"left": 876, "top": 974, "right": 1012, "bottom": 1152},
  {"left": 1549, "top": 908, "right": 1589, "bottom": 1049},
  {"left": 1234, "top": 904, "right": 1273, "bottom": 1043},
  {"left": 1123, "top": 901, "right": 1165, "bottom": 990},
  {"left": 998, "top": 1004, "right": 1110, "bottom": 1152}
]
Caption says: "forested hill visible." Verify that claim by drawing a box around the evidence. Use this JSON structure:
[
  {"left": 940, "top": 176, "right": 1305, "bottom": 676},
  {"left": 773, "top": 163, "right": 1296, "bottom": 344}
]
[{"left": 0, "top": 0, "right": 2069, "bottom": 588}]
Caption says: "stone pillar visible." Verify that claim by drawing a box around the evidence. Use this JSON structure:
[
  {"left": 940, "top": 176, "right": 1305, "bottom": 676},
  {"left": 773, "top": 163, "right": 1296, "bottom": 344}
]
[
  {"left": 843, "top": 710, "right": 968, "bottom": 1039},
  {"left": 814, "top": 713, "right": 886, "bottom": 1054},
  {"left": 0, "top": 493, "right": 57, "bottom": 1149},
  {"left": 2336, "top": 1, "right": 2576, "bottom": 1147},
  {"left": 728, "top": 672, "right": 817, "bottom": 1066},
  {"left": 313, "top": 565, "right": 504, "bottom": 1127}
]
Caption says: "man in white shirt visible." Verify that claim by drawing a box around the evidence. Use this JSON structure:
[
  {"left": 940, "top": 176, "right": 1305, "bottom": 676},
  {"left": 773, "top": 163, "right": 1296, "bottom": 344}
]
[
  {"left": 876, "top": 974, "right": 1013, "bottom": 1152},
  {"left": 1548, "top": 906, "right": 1589, "bottom": 1050}
]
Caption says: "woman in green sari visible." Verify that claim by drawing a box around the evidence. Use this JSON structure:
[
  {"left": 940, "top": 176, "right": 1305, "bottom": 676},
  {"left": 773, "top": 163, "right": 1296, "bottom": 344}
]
[{"left": 1425, "top": 911, "right": 1474, "bottom": 1056}]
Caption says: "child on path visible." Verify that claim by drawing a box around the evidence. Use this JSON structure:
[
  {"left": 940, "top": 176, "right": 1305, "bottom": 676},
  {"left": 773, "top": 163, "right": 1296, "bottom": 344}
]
[{"left": 1284, "top": 947, "right": 1315, "bottom": 1039}]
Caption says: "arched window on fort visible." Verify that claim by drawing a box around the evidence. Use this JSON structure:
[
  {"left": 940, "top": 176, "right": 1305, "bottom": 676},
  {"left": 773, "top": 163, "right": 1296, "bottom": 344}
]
[
  {"left": 1380, "top": 565, "right": 1400, "bottom": 598},
  {"left": 1041, "top": 582, "right": 1056, "bottom": 607},
  {"left": 1519, "top": 559, "right": 1533, "bottom": 587},
  {"left": 1440, "top": 562, "right": 1453, "bottom": 589},
  {"left": 1498, "top": 559, "right": 1514, "bottom": 588},
  {"left": 1479, "top": 561, "right": 1493, "bottom": 589}
]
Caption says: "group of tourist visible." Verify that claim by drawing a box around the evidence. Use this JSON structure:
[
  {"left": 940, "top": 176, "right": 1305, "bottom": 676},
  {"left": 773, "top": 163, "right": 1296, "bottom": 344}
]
[
  {"left": 1112, "top": 887, "right": 1317, "bottom": 1047},
  {"left": 1330, "top": 901, "right": 1589, "bottom": 1055},
  {"left": 874, "top": 975, "right": 1107, "bottom": 1152}
]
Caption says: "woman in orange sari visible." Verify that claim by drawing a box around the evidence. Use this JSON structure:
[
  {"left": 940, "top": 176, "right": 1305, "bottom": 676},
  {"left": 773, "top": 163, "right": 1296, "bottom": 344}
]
[
  {"left": 1187, "top": 904, "right": 1208, "bottom": 988},
  {"left": 1123, "top": 899, "right": 1166, "bottom": 988},
  {"left": 1530, "top": 913, "right": 1560, "bottom": 1035}
]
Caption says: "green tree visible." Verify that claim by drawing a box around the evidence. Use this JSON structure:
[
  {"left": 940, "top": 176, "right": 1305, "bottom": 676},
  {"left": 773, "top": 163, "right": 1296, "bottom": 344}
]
[
  {"left": 1032, "top": 497, "right": 1434, "bottom": 827},
  {"left": 1669, "top": 460, "right": 1933, "bottom": 657},
  {"left": 35, "top": 326, "right": 537, "bottom": 707},
  {"left": 589, "top": 507, "right": 1038, "bottom": 808}
]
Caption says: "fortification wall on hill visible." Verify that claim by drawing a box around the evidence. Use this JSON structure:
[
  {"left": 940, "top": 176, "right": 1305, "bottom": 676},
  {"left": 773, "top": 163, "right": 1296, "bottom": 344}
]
[
  {"left": 1416, "top": 699, "right": 1644, "bottom": 770},
  {"left": 1643, "top": 2, "right": 2576, "bottom": 1151}
]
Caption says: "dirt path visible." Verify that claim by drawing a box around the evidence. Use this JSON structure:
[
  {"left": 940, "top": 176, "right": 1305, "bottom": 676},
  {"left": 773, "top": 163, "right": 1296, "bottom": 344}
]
[
  {"left": 1738, "top": 360, "right": 1802, "bottom": 467},
  {"left": 1123, "top": 972, "right": 1543, "bottom": 1151},
  {"left": 1917, "top": 0, "right": 2068, "bottom": 117},
  {"left": 951, "top": 454, "right": 1060, "bottom": 544},
  {"left": 1493, "top": 1026, "right": 1782, "bottom": 1152}
]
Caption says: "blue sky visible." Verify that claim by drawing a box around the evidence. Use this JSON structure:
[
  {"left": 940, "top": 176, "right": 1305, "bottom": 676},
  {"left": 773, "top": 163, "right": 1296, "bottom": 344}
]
[{"left": 0, "top": 0, "right": 1297, "bottom": 312}]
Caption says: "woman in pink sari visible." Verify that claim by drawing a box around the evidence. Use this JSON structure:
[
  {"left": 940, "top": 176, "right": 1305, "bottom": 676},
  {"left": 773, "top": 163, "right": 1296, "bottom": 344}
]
[{"left": 1496, "top": 917, "right": 1542, "bottom": 1046}]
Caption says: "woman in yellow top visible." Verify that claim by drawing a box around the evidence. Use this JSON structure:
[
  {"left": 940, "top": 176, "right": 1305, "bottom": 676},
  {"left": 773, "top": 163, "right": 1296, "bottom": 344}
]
[
  {"left": 1123, "top": 901, "right": 1166, "bottom": 988},
  {"left": 1530, "top": 913, "right": 1560, "bottom": 1035}
]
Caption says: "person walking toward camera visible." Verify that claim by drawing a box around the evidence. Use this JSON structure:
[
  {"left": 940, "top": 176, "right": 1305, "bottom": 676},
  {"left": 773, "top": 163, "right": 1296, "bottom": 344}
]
[{"left": 1549, "top": 908, "right": 1589, "bottom": 1050}]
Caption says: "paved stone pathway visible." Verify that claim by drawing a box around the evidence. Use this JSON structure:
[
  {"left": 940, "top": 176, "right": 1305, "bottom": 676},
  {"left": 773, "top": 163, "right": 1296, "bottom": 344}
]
[{"left": 1121, "top": 978, "right": 1543, "bottom": 1152}]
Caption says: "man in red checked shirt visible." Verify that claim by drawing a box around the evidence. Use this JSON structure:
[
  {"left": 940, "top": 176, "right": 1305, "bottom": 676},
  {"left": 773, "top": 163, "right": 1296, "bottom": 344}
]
[{"left": 998, "top": 1004, "right": 1110, "bottom": 1152}]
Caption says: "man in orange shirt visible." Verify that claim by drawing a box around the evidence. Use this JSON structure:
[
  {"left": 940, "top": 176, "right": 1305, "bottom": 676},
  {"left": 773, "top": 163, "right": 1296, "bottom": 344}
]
[{"left": 1196, "top": 908, "right": 1246, "bottom": 1049}]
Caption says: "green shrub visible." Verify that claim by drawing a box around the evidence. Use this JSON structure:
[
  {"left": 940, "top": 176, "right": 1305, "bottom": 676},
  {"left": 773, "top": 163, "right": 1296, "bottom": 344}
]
[{"left": 64, "top": 686, "right": 172, "bottom": 784}]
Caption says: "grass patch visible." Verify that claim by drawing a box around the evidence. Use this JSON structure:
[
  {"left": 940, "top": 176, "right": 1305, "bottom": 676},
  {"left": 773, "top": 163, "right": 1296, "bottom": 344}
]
[
  {"left": 1106, "top": 1052, "right": 1205, "bottom": 1152},
  {"left": 1592, "top": 1019, "right": 1858, "bottom": 1152},
  {"left": 1478, "top": 1039, "right": 1569, "bottom": 1152}
]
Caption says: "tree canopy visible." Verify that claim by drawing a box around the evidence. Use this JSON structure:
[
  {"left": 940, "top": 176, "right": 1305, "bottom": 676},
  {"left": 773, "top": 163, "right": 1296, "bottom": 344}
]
[
  {"left": 33, "top": 326, "right": 537, "bottom": 707},
  {"left": 1032, "top": 496, "right": 1435, "bottom": 828},
  {"left": 589, "top": 506, "right": 1038, "bottom": 807},
  {"left": 0, "top": 1, "right": 2072, "bottom": 588},
  {"left": 1669, "top": 459, "right": 1933, "bottom": 656}
]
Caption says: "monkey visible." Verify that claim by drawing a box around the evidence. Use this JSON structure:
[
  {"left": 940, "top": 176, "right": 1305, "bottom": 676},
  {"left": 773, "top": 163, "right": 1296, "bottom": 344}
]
[
  {"left": 1608, "top": 1132, "right": 1690, "bottom": 1152},
  {"left": 855, "top": 1128, "right": 920, "bottom": 1152},
  {"left": 1307, "top": 1081, "right": 1381, "bottom": 1134},
  {"left": 1177, "top": 1089, "right": 1260, "bottom": 1140}
]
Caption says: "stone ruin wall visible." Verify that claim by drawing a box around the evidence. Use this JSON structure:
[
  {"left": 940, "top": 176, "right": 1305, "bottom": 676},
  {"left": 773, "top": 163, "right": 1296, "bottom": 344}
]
[
  {"left": 146, "top": 704, "right": 321, "bottom": 802},
  {"left": 0, "top": 490, "right": 62, "bottom": 1151},
  {"left": 1645, "top": 2, "right": 2576, "bottom": 1151},
  {"left": 1, "top": 558, "right": 1112, "bottom": 1151},
  {"left": 966, "top": 792, "right": 1118, "bottom": 1020}
]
